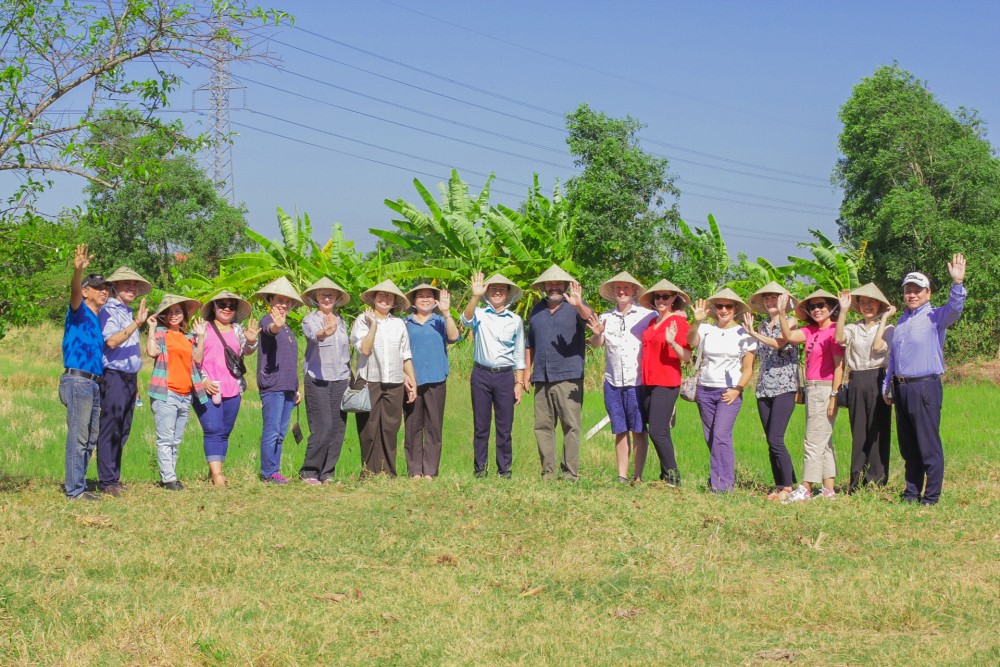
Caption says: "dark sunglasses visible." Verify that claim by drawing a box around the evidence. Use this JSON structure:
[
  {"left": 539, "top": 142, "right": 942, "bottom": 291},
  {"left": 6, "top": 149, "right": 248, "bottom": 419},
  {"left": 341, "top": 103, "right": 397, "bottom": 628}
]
[
  {"left": 807, "top": 302, "right": 830, "bottom": 311},
  {"left": 652, "top": 293, "right": 674, "bottom": 301},
  {"left": 215, "top": 300, "right": 238, "bottom": 311},
  {"left": 714, "top": 303, "right": 736, "bottom": 311}
]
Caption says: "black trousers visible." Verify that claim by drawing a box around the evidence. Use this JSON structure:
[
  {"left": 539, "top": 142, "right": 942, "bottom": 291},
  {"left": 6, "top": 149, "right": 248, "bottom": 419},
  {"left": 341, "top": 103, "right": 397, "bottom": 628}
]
[
  {"left": 404, "top": 381, "right": 447, "bottom": 477},
  {"left": 300, "top": 377, "right": 349, "bottom": 481},
  {"left": 895, "top": 376, "right": 945, "bottom": 504},
  {"left": 757, "top": 391, "right": 798, "bottom": 488},
  {"left": 97, "top": 368, "right": 138, "bottom": 489},
  {"left": 470, "top": 366, "right": 514, "bottom": 476},
  {"left": 847, "top": 368, "right": 891, "bottom": 491},
  {"left": 644, "top": 385, "right": 680, "bottom": 482}
]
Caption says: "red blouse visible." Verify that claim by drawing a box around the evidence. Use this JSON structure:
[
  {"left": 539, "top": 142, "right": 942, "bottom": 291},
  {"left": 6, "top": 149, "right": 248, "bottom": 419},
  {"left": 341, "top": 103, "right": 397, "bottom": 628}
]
[{"left": 641, "top": 315, "right": 691, "bottom": 387}]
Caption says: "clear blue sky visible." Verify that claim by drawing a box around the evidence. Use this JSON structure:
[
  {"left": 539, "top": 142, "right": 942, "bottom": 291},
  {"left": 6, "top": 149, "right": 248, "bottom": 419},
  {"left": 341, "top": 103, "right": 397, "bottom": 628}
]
[{"left": 19, "top": 0, "right": 1000, "bottom": 266}]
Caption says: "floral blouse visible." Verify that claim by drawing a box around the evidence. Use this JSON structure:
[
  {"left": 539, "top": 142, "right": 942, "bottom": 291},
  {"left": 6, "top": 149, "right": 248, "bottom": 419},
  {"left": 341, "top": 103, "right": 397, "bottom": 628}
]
[{"left": 755, "top": 319, "right": 800, "bottom": 398}]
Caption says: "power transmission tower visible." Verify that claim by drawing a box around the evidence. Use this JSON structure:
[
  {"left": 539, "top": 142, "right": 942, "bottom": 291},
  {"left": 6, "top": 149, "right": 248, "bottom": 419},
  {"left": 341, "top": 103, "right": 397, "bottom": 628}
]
[{"left": 194, "top": 20, "right": 245, "bottom": 203}]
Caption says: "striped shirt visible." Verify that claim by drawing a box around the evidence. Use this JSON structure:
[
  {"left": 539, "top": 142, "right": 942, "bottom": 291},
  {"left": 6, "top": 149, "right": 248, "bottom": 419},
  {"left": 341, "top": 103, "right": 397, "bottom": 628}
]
[{"left": 148, "top": 327, "right": 208, "bottom": 404}]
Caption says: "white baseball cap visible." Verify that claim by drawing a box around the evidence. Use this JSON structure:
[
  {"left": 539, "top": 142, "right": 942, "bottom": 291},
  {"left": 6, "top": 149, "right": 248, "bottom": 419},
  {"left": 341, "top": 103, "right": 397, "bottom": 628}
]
[{"left": 902, "top": 272, "right": 931, "bottom": 290}]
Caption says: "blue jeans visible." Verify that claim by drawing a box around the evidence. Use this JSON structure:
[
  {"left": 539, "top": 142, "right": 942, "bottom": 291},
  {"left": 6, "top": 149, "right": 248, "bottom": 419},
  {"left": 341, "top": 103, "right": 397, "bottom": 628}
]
[
  {"left": 151, "top": 391, "right": 192, "bottom": 482},
  {"left": 260, "top": 390, "right": 295, "bottom": 477},
  {"left": 194, "top": 395, "right": 241, "bottom": 462},
  {"left": 59, "top": 374, "right": 101, "bottom": 498}
]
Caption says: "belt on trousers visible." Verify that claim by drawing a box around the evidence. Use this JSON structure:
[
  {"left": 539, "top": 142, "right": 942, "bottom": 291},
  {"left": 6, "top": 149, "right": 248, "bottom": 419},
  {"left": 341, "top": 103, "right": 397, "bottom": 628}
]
[
  {"left": 894, "top": 374, "right": 940, "bottom": 384},
  {"left": 474, "top": 362, "right": 513, "bottom": 373},
  {"left": 63, "top": 368, "right": 104, "bottom": 383}
]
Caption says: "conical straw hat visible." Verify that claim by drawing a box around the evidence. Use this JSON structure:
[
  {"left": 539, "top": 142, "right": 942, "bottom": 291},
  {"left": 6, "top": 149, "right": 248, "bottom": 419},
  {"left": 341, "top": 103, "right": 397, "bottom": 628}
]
[
  {"left": 706, "top": 287, "right": 750, "bottom": 320},
  {"left": 849, "top": 282, "right": 892, "bottom": 315},
  {"left": 361, "top": 279, "right": 410, "bottom": 311},
  {"left": 637, "top": 278, "right": 691, "bottom": 310},
  {"left": 300, "top": 277, "right": 350, "bottom": 308},
  {"left": 106, "top": 266, "right": 152, "bottom": 297},
  {"left": 598, "top": 271, "right": 644, "bottom": 303},
  {"left": 531, "top": 264, "right": 576, "bottom": 289},
  {"left": 152, "top": 293, "right": 202, "bottom": 321},
  {"left": 794, "top": 289, "right": 840, "bottom": 323},
  {"left": 748, "top": 281, "right": 796, "bottom": 315},
  {"left": 254, "top": 276, "right": 304, "bottom": 309},
  {"left": 478, "top": 274, "right": 522, "bottom": 307},
  {"left": 201, "top": 290, "right": 252, "bottom": 323},
  {"left": 406, "top": 283, "right": 444, "bottom": 313}
]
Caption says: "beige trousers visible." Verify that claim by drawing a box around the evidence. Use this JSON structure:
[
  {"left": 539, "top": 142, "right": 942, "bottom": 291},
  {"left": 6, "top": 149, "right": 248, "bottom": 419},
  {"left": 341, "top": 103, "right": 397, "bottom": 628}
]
[{"left": 803, "top": 382, "right": 837, "bottom": 483}]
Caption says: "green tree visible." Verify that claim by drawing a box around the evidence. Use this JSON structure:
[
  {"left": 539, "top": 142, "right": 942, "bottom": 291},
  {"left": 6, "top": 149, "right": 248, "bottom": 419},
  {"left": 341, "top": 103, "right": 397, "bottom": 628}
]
[
  {"left": 0, "top": 0, "right": 289, "bottom": 208},
  {"left": 82, "top": 114, "right": 251, "bottom": 287},
  {"left": 835, "top": 63, "right": 1000, "bottom": 358},
  {"left": 565, "top": 103, "right": 681, "bottom": 290},
  {"left": 664, "top": 214, "right": 733, "bottom": 297}
]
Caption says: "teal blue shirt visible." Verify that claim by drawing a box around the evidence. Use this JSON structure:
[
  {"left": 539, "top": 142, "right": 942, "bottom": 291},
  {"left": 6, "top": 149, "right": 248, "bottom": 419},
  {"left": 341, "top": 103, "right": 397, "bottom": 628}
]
[
  {"left": 405, "top": 313, "right": 457, "bottom": 385},
  {"left": 63, "top": 304, "right": 104, "bottom": 376}
]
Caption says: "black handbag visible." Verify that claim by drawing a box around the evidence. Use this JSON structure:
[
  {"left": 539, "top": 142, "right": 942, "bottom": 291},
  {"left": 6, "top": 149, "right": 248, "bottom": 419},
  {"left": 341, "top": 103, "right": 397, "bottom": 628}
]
[{"left": 210, "top": 321, "right": 247, "bottom": 379}]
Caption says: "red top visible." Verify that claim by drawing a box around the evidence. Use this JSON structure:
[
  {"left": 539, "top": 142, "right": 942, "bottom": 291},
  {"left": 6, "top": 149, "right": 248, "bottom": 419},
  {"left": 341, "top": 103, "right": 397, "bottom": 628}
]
[{"left": 641, "top": 315, "right": 691, "bottom": 387}]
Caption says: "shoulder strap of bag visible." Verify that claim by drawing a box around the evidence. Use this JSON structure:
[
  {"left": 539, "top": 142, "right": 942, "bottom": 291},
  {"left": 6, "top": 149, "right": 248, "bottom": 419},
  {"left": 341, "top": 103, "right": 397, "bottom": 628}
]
[{"left": 692, "top": 328, "right": 707, "bottom": 372}]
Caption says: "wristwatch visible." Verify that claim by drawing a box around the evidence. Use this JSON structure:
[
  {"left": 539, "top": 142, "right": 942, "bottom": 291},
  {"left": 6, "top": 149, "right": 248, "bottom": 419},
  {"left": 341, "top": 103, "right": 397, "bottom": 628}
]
[{"left": 829, "top": 389, "right": 839, "bottom": 398}]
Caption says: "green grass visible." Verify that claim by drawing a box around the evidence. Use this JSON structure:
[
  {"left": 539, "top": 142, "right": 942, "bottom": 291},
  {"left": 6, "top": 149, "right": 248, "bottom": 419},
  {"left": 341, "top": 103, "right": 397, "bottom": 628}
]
[{"left": 1, "top": 323, "right": 998, "bottom": 665}]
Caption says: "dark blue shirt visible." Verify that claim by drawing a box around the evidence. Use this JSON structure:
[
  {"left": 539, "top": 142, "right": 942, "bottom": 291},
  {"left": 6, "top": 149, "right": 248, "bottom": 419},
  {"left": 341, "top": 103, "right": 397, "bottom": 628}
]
[
  {"left": 526, "top": 300, "right": 589, "bottom": 382},
  {"left": 406, "top": 313, "right": 457, "bottom": 385},
  {"left": 62, "top": 304, "right": 104, "bottom": 376}
]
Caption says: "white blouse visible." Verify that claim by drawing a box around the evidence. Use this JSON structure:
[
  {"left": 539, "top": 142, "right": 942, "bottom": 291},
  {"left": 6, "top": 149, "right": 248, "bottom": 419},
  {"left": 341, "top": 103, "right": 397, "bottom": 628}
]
[
  {"left": 349, "top": 315, "right": 412, "bottom": 383},
  {"left": 697, "top": 323, "right": 757, "bottom": 389}
]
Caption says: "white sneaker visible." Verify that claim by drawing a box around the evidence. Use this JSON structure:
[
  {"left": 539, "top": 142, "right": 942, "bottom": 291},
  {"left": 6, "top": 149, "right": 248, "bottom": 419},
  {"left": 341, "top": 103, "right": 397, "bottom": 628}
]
[
  {"left": 816, "top": 487, "right": 837, "bottom": 500},
  {"left": 782, "top": 485, "right": 812, "bottom": 504}
]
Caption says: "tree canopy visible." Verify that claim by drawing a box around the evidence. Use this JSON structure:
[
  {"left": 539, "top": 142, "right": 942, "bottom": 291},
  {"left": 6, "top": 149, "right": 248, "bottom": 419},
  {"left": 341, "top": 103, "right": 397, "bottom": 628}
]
[
  {"left": 564, "top": 103, "right": 680, "bottom": 288},
  {"left": 835, "top": 63, "right": 1000, "bottom": 357}
]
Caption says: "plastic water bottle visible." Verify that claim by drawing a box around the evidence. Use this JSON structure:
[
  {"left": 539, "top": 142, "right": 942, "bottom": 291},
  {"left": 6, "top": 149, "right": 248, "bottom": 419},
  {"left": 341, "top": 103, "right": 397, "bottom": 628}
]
[{"left": 205, "top": 373, "right": 222, "bottom": 405}]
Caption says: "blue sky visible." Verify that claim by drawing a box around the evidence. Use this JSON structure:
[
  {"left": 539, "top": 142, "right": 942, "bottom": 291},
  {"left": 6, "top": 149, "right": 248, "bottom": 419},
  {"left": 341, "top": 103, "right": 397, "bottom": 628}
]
[{"left": 17, "top": 0, "right": 1000, "bottom": 267}]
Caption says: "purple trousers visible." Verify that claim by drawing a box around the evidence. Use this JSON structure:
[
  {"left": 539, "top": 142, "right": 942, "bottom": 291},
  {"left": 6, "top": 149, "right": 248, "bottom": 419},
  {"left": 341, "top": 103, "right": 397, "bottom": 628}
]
[{"left": 695, "top": 385, "right": 742, "bottom": 492}]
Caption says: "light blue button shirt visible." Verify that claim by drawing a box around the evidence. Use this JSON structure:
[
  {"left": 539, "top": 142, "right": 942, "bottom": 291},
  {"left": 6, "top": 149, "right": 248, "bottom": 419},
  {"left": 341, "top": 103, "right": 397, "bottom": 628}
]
[
  {"left": 884, "top": 283, "right": 966, "bottom": 394},
  {"left": 462, "top": 305, "right": 525, "bottom": 370}
]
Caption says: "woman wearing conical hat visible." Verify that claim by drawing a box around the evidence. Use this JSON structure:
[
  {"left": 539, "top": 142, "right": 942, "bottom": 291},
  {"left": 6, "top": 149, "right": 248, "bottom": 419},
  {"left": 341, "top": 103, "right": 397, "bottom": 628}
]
[
  {"left": 741, "top": 282, "right": 801, "bottom": 501},
  {"left": 298, "top": 277, "right": 352, "bottom": 484},
  {"left": 637, "top": 278, "right": 693, "bottom": 486},
  {"left": 254, "top": 277, "right": 304, "bottom": 485},
  {"left": 193, "top": 291, "right": 260, "bottom": 486},
  {"left": 834, "top": 283, "right": 896, "bottom": 492},
  {"left": 587, "top": 272, "right": 657, "bottom": 483},
  {"left": 144, "top": 294, "right": 207, "bottom": 490},
  {"left": 349, "top": 279, "right": 418, "bottom": 478},
  {"left": 776, "top": 289, "right": 845, "bottom": 503},
  {"left": 403, "top": 283, "right": 460, "bottom": 479},
  {"left": 687, "top": 288, "right": 757, "bottom": 493}
]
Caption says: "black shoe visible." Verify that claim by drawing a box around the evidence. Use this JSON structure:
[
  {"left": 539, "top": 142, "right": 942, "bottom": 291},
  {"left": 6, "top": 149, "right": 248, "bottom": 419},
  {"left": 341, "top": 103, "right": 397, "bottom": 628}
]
[
  {"left": 100, "top": 485, "right": 123, "bottom": 497},
  {"left": 661, "top": 469, "right": 681, "bottom": 487},
  {"left": 498, "top": 472, "right": 512, "bottom": 479},
  {"left": 159, "top": 481, "right": 184, "bottom": 491},
  {"left": 474, "top": 469, "right": 488, "bottom": 479},
  {"left": 72, "top": 491, "right": 100, "bottom": 501}
]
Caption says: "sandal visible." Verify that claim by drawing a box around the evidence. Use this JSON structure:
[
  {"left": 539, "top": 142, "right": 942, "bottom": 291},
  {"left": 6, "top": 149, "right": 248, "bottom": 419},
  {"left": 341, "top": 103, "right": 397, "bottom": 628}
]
[{"left": 211, "top": 474, "right": 228, "bottom": 487}]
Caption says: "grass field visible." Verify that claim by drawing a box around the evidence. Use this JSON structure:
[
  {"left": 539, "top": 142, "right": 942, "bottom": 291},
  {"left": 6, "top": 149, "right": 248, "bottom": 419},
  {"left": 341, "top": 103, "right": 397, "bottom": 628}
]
[{"left": 1, "top": 323, "right": 998, "bottom": 665}]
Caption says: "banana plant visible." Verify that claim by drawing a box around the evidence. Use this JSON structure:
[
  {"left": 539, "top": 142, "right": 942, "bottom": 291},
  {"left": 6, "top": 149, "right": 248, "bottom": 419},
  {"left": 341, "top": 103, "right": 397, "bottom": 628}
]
[
  {"left": 667, "top": 213, "right": 732, "bottom": 297},
  {"left": 787, "top": 229, "right": 861, "bottom": 295}
]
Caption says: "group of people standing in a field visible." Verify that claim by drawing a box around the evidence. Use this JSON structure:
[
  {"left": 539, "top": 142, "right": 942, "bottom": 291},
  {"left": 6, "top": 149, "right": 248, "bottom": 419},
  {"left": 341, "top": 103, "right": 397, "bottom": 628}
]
[{"left": 59, "top": 243, "right": 966, "bottom": 506}]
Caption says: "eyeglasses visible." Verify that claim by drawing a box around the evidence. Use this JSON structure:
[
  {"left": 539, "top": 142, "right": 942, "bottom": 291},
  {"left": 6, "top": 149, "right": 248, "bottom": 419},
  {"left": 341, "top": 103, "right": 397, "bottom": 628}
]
[
  {"left": 714, "top": 303, "right": 736, "bottom": 311},
  {"left": 216, "top": 300, "right": 238, "bottom": 311},
  {"left": 652, "top": 293, "right": 674, "bottom": 301},
  {"left": 807, "top": 302, "right": 829, "bottom": 311}
]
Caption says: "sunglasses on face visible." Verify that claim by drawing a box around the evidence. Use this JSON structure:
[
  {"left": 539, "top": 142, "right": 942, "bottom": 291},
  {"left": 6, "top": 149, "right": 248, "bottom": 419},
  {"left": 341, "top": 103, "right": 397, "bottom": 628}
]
[
  {"left": 714, "top": 303, "right": 736, "bottom": 311},
  {"left": 652, "top": 293, "right": 674, "bottom": 301},
  {"left": 807, "top": 302, "right": 829, "bottom": 311},
  {"left": 216, "top": 300, "right": 238, "bottom": 311}
]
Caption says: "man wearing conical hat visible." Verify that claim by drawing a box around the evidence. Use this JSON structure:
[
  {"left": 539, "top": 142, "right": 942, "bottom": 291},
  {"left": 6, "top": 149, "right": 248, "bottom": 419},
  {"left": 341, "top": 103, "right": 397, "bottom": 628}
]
[
  {"left": 461, "top": 271, "right": 526, "bottom": 478},
  {"left": 96, "top": 265, "right": 152, "bottom": 496},
  {"left": 587, "top": 272, "right": 656, "bottom": 483},
  {"left": 883, "top": 254, "right": 967, "bottom": 506},
  {"left": 524, "top": 264, "right": 595, "bottom": 481}
]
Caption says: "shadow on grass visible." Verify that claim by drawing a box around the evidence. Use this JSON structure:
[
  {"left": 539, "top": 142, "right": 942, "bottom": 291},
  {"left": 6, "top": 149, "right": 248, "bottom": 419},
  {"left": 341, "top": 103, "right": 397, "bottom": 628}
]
[{"left": 0, "top": 471, "right": 33, "bottom": 494}]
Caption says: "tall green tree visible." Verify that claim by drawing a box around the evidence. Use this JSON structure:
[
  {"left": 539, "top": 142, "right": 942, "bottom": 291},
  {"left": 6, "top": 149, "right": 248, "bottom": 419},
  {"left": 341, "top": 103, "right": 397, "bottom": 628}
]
[
  {"left": 565, "top": 103, "right": 681, "bottom": 290},
  {"left": 82, "top": 114, "right": 251, "bottom": 286},
  {"left": 835, "top": 63, "right": 1000, "bottom": 358}
]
